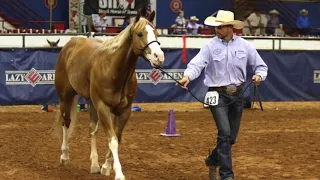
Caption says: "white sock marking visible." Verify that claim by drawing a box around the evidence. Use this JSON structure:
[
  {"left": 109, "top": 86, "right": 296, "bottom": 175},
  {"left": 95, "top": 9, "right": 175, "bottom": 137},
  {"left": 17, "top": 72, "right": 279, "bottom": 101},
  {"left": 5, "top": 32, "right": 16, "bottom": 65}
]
[
  {"left": 90, "top": 123, "right": 99, "bottom": 169},
  {"left": 109, "top": 136, "right": 125, "bottom": 179},
  {"left": 61, "top": 126, "right": 69, "bottom": 160}
]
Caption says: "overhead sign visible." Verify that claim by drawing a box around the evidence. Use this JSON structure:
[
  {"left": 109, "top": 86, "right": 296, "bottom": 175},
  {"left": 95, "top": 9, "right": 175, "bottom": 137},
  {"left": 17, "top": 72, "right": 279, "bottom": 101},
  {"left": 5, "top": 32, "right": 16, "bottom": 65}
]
[{"left": 84, "top": 0, "right": 150, "bottom": 16}]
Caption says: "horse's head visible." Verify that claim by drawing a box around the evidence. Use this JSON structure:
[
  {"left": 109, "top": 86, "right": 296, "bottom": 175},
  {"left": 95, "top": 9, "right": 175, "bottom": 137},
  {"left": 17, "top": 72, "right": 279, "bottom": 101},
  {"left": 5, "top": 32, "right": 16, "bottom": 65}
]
[
  {"left": 47, "top": 38, "right": 60, "bottom": 47},
  {"left": 131, "top": 10, "right": 165, "bottom": 68}
]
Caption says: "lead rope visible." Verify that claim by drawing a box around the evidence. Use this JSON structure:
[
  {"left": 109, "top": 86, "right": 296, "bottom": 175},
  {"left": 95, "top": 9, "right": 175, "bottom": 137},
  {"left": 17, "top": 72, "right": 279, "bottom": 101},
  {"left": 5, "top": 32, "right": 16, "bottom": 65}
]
[{"left": 156, "top": 67, "right": 263, "bottom": 110}]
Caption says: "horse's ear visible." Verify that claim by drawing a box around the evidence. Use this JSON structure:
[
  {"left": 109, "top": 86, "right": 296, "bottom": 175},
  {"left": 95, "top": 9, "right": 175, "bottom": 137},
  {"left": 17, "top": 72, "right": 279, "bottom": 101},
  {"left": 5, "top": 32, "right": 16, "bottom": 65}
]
[
  {"left": 47, "top": 39, "right": 51, "bottom": 44},
  {"left": 56, "top": 38, "right": 60, "bottom": 44},
  {"left": 147, "top": 11, "right": 155, "bottom": 23},
  {"left": 135, "top": 9, "right": 141, "bottom": 23}
]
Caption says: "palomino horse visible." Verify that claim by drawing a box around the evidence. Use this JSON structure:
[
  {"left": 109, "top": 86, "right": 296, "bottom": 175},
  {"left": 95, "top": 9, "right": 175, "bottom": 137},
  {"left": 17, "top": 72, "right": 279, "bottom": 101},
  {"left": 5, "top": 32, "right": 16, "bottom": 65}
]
[{"left": 54, "top": 11, "right": 164, "bottom": 180}]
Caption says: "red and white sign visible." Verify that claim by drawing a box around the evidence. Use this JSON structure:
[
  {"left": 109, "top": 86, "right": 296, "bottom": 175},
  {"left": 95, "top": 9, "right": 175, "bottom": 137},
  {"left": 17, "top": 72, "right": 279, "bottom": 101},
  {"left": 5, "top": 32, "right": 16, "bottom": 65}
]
[
  {"left": 25, "top": 68, "right": 42, "bottom": 87},
  {"left": 45, "top": 0, "right": 58, "bottom": 9},
  {"left": 148, "top": 69, "right": 163, "bottom": 85},
  {"left": 170, "top": 0, "right": 182, "bottom": 13}
]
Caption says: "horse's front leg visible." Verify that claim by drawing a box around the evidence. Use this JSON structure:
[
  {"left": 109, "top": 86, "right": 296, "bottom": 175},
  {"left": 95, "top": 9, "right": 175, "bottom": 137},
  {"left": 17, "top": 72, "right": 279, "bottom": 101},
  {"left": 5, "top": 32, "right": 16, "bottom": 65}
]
[
  {"left": 114, "top": 105, "right": 131, "bottom": 145},
  {"left": 94, "top": 100, "right": 125, "bottom": 180},
  {"left": 88, "top": 102, "right": 101, "bottom": 173},
  {"left": 101, "top": 105, "right": 131, "bottom": 177}
]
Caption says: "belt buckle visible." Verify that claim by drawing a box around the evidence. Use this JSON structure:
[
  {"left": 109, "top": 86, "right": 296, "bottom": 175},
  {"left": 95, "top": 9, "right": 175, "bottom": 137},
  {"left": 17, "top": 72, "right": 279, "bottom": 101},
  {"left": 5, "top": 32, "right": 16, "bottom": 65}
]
[{"left": 226, "top": 86, "right": 237, "bottom": 95}]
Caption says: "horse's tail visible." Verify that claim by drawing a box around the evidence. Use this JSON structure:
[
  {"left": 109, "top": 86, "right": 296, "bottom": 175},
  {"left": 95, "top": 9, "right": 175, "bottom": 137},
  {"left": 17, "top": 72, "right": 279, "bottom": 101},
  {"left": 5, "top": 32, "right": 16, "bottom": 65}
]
[{"left": 53, "top": 95, "right": 78, "bottom": 139}]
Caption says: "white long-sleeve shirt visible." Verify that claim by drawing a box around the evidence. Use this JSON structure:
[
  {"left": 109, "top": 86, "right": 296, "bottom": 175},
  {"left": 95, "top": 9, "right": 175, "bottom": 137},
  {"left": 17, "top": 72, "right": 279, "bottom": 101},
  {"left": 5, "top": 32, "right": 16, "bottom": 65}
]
[{"left": 184, "top": 34, "right": 268, "bottom": 87}]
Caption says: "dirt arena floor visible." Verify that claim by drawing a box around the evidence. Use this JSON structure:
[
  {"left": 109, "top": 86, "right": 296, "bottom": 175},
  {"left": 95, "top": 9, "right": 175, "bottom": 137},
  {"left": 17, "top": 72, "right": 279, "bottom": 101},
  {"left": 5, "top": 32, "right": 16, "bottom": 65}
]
[{"left": 0, "top": 102, "right": 319, "bottom": 180}]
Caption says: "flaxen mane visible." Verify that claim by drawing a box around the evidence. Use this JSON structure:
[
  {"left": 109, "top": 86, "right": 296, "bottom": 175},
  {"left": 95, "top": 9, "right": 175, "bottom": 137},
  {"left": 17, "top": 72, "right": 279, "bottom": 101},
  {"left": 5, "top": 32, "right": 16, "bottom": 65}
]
[
  {"left": 100, "top": 18, "right": 152, "bottom": 53},
  {"left": 99, "top": 23, "right": 133, "bottom": 53}
]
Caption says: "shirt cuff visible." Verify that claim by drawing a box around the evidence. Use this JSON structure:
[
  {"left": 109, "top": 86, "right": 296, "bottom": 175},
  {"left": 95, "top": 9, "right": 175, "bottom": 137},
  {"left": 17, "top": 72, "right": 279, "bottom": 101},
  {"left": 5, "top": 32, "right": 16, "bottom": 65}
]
[
  {"left": 256, "top": 73, "right": 265, "bottom": 81},
  {"left": 183, "top": 71, "right": 194, "bottom": 81}
]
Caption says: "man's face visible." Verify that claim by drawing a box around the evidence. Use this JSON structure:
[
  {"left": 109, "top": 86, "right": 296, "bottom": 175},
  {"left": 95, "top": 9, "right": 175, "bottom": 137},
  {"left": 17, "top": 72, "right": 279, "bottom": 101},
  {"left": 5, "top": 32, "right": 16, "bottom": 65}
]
[
  {"left": 179, "top": 11, "right": 184, "bottom": 17},
  {"left": 100, "top": 12, "right": 106, "bottom": 18},
  {"left": 214, "top": 25, "right": 232, "bottom": 39}
]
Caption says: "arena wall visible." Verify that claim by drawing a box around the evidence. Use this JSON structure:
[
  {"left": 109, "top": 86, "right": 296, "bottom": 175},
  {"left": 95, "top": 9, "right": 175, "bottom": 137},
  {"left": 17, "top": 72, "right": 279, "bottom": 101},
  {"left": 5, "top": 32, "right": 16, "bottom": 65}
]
[{"left": 1, "top": 39, "right": 320, "bottom": 105}]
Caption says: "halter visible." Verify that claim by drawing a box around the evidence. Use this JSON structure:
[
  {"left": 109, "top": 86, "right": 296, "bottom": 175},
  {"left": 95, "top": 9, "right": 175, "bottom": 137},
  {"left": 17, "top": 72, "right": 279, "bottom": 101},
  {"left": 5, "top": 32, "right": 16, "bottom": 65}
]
[
  {"left": 129, "top": 28, "right": 161, "bottom": 56},
  {"left": 137, "top": 40, "right": 161, "bottom": 52}
]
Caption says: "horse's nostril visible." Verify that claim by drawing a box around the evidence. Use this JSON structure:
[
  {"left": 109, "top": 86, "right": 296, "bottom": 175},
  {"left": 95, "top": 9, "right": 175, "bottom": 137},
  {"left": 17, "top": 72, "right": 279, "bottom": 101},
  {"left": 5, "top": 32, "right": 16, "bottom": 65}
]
[{"left": 154, "top": 53, "right": 158, "bottom": 58}]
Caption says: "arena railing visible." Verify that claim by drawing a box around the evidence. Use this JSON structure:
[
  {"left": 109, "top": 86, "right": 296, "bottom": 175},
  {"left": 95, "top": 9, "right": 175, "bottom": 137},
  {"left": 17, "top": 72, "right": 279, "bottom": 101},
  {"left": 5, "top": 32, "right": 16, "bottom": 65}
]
[
  {"left": 1, "top": 18, "right": 319, "bottom": 38},
  {"left": 0, "top": 19, "right": 66, "bottom": 33},
  {"left": 0, "top": 32, "right": 320, "bottom": 51},
  {"left": 156, "top": 26, "right": 320, "bottom": 37}
]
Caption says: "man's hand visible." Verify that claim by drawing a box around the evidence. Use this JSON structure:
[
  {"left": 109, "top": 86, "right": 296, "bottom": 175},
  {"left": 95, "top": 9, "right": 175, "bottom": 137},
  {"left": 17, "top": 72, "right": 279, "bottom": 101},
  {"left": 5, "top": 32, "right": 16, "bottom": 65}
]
[
  {"left": 252, "top": 75, "right": 262, "bottom": 85},
  {"left": 176, "top": 76, "right": 190, "bottom": 90}
]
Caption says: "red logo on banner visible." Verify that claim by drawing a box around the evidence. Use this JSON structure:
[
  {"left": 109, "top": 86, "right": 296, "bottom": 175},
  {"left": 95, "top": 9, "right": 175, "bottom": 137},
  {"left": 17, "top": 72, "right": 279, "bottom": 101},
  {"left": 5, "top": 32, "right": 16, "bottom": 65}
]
[
  {"left": 170, "top": 0, "right": 182, "bottom": 13},
  {"left": 148, "top": 69, "right": 163, "bottom": 85},
  {"left": 25, "top": 68, "right": 42, "bottom": 87},
  {"left": 45, "top": 0, "right": 58, "bottom": 9}
]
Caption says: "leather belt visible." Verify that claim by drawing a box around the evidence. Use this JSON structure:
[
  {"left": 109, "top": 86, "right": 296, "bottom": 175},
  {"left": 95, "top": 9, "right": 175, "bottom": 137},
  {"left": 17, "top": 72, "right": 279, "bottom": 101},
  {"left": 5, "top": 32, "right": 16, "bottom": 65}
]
[{"left": 208, "top": 84, "right": 244, "bottom": 96}]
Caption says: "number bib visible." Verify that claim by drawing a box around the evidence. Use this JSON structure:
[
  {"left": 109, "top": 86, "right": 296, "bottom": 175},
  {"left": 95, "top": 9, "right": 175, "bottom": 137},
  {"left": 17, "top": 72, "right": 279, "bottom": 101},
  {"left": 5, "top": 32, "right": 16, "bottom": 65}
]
[{"left": 204, "top": 91, "right": 219, "bottom": 106}]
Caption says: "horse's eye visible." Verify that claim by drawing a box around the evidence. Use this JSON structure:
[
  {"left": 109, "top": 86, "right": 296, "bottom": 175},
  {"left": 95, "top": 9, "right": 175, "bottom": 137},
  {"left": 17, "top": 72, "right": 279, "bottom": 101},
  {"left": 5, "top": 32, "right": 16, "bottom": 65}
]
[{"left": 137, "top": 32, "right": 143, "bottom": 37}]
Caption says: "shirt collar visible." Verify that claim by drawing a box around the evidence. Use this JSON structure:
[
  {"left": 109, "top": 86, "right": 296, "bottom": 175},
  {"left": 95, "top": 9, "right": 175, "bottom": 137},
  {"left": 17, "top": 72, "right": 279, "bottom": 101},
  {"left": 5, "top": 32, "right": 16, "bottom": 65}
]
[{"left": 216, "top": 34, "right": 237, "bottom": 45}]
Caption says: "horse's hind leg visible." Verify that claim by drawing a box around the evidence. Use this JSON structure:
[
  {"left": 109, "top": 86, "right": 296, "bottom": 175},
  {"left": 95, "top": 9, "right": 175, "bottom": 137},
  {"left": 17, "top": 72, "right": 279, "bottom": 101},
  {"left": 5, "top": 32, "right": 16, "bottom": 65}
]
[
  {"left": 101, "top": 106, "right": 131, "bottom": 178},
  {"left": 88, "top": 101, "right": 101, "bottom": 174},
  {"left": 59, "top": 94, "right": 77, "bottom": 165},
  {"left": 101, "top": 149, "right": 113, "bottom": 176}
]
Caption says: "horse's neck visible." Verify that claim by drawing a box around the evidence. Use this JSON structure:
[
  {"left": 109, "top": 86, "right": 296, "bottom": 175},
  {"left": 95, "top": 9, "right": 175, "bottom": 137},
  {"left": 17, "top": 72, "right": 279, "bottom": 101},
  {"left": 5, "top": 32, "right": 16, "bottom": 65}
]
[{"left": 109, "top": 40, "right": 138, "bottom": 89}]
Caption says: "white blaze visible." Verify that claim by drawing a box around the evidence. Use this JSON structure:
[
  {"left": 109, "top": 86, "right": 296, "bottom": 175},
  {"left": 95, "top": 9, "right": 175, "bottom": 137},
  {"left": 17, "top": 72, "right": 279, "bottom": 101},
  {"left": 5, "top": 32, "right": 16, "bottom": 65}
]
[
  {"left": 145, "top": 24, "right": 165, "bottom": 67},
  {"left": 146, "top": 24, "right": 161, "bottom": 52}
]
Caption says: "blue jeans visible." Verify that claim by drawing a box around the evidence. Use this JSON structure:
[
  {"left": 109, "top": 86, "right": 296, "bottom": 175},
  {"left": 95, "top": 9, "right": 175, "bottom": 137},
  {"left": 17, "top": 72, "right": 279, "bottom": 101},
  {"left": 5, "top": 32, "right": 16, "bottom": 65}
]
[{"left": 206, "top": 91, "right": 244, "bottom": 180}]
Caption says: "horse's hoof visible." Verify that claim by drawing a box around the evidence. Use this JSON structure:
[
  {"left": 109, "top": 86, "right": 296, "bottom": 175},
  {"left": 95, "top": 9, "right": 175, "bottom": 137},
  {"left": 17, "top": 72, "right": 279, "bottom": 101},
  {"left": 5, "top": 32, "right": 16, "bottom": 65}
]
[
  {"left": 115, "top": 177, "right": 126, "bottom": 180},
  {"left": 100, "top": 166, "right": 111, "bottom": 176},
  {"left": 60, "top": 158, "right": 69, "bottom": 166},
  {"left": 90, "top": 165, "right": 101, "bottom": 174}
]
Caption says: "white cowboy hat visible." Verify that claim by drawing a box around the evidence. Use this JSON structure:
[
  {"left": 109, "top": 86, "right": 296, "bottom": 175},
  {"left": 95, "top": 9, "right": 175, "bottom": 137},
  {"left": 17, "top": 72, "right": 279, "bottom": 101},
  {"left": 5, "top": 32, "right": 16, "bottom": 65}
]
[
  {"left": 190, "top": 16, "right": 199, "bottom": 21},
  {"left": 269, "top": 9, "right": 279, "bottom": 15},
  {"left": 204, "top": 10, "right": 244, "bottom": 29},
  {"left": 300, "top": 9, "right": 308, "bottom": 14}
]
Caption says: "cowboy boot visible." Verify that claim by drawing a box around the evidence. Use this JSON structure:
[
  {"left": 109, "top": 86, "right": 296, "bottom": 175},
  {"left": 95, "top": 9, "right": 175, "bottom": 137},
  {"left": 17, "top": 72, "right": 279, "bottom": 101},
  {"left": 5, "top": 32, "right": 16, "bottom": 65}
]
[
  {"left": 224, "top": 177, "right": 234, "bottom": 180},
  {"left": 209, "top": 165, "right": 219, "bottom": 180},
  {"left": 205, "top": 150, "right": 219, "bottom": 180}
]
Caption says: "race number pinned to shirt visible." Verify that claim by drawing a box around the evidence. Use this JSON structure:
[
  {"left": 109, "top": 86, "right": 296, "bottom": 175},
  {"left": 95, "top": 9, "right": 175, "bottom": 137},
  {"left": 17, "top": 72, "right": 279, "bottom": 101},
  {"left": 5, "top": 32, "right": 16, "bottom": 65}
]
[{"left": 204, "top": 91, "right": 219, "bottom": 106}]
